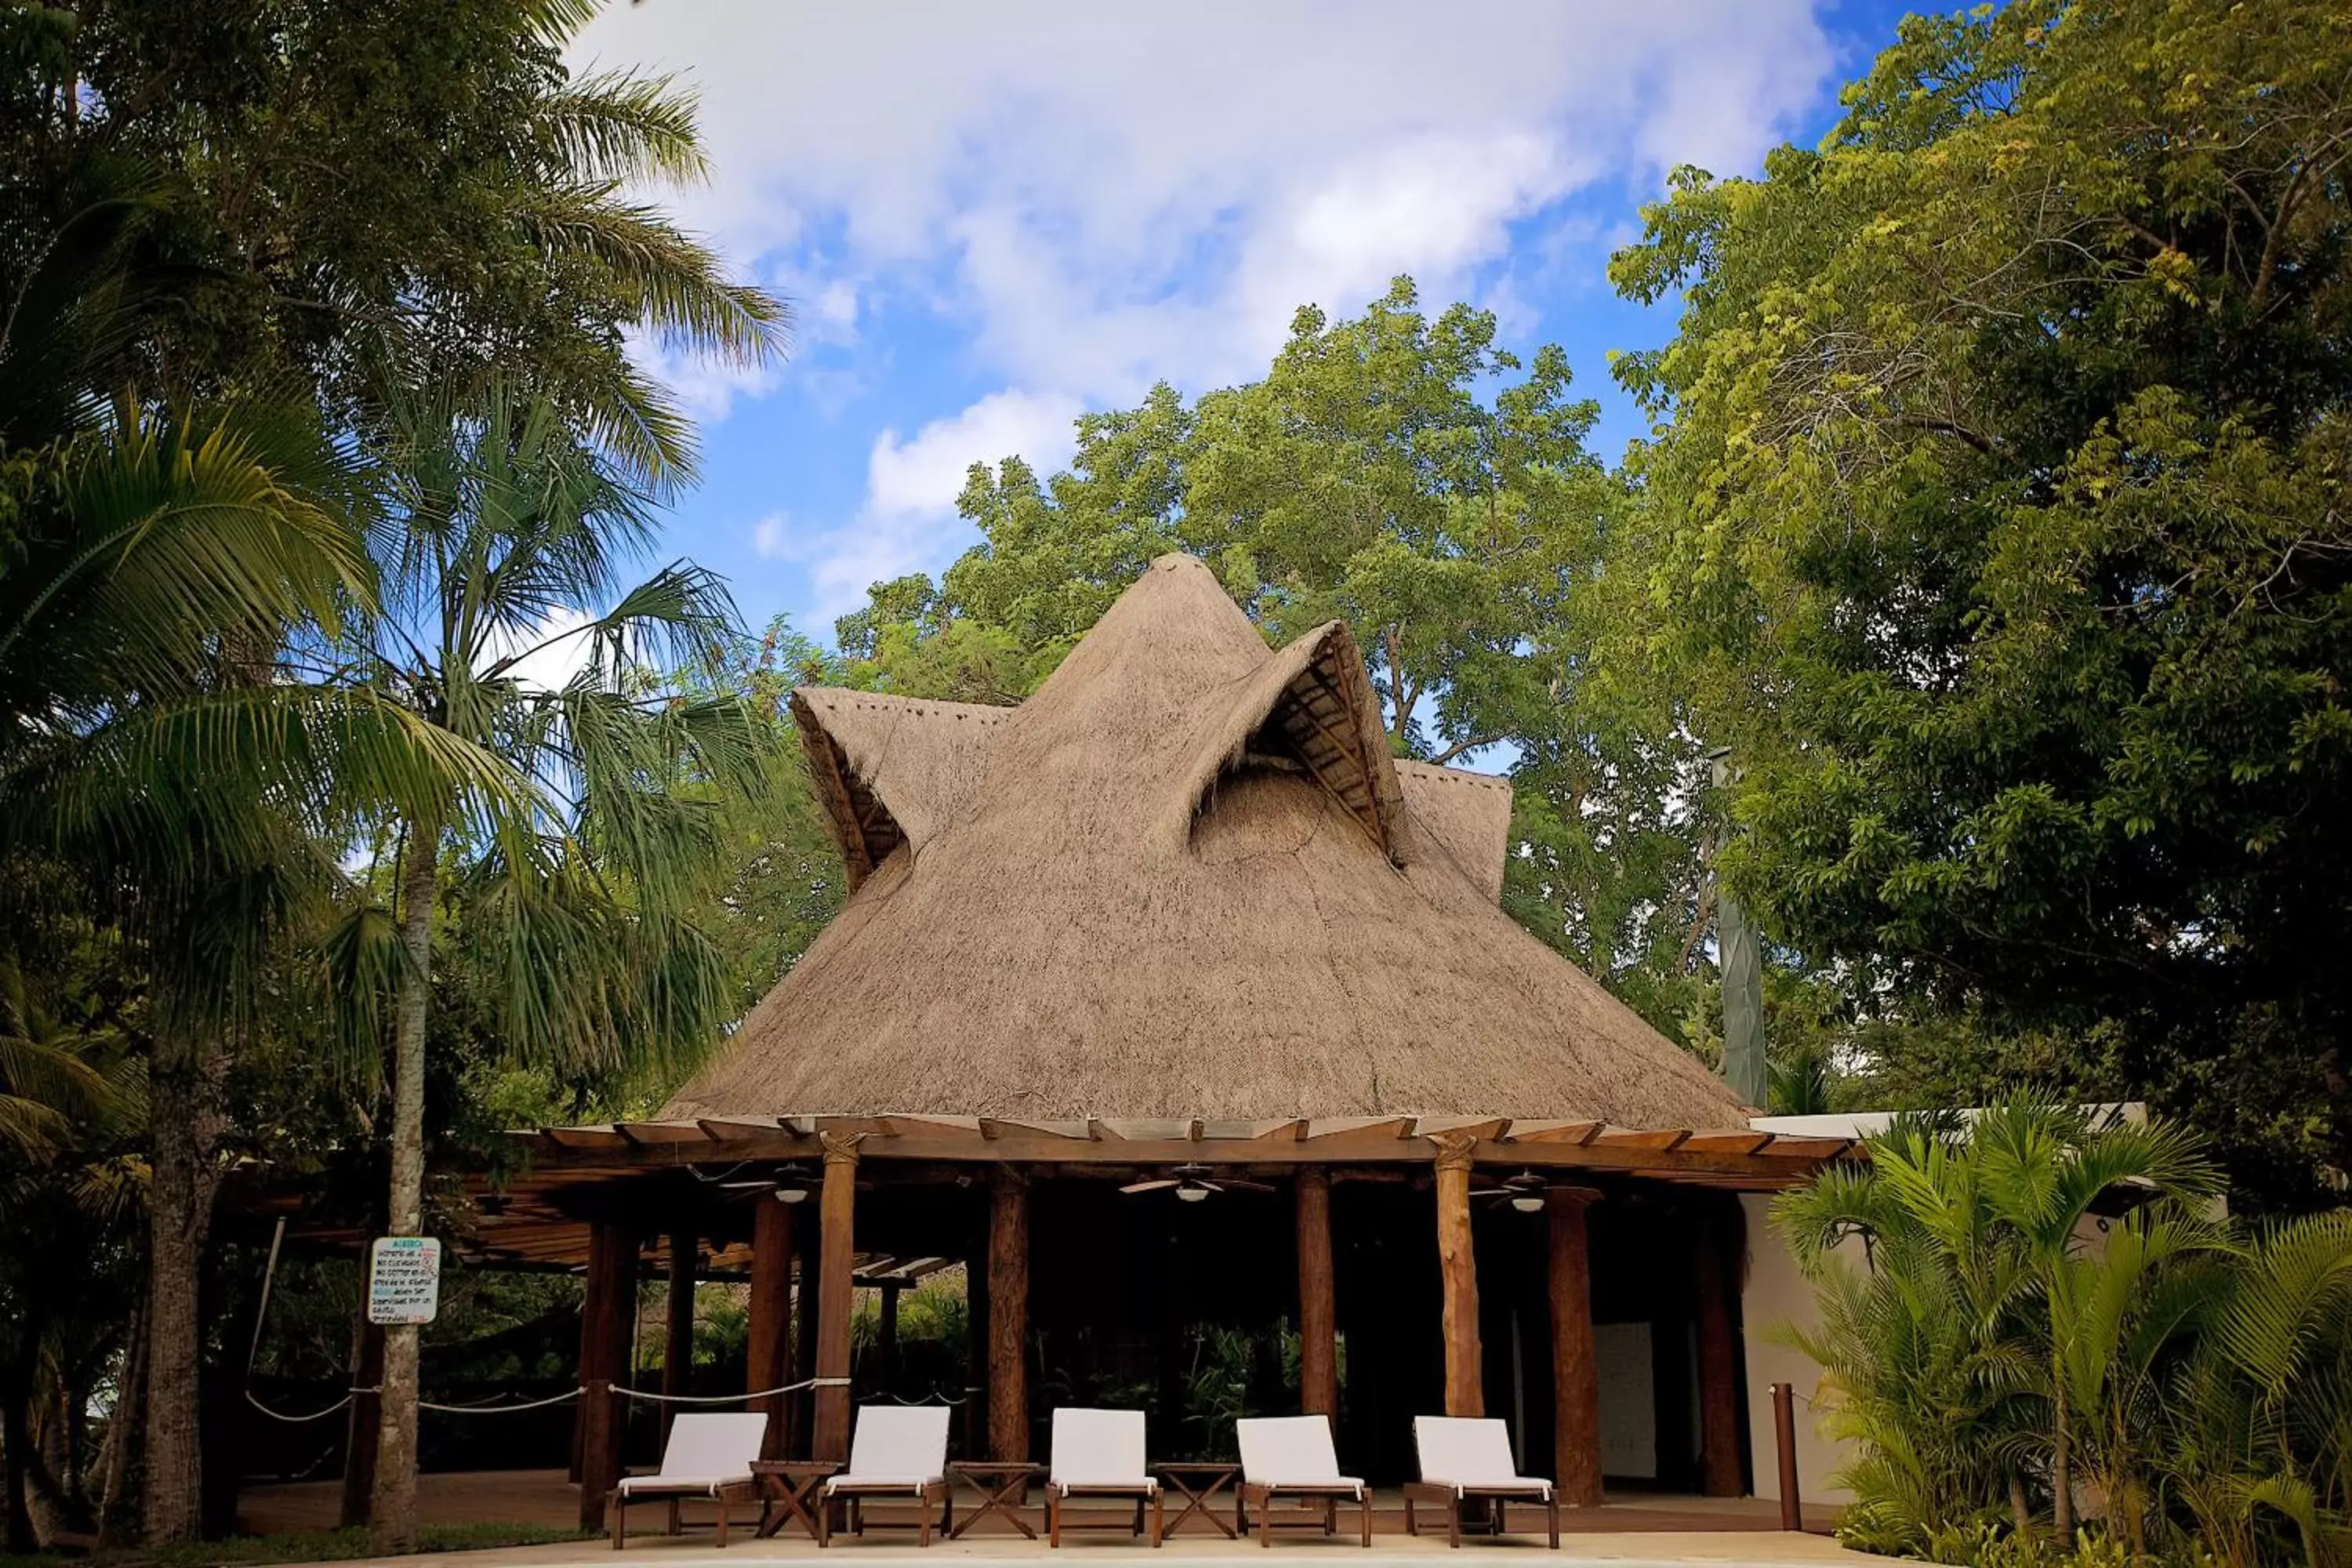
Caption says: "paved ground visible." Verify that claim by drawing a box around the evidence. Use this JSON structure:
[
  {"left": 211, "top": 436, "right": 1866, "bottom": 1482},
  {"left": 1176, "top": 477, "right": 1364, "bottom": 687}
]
[{"left": 245, "top": 1471, "right": 1869, "bottom": 1568}]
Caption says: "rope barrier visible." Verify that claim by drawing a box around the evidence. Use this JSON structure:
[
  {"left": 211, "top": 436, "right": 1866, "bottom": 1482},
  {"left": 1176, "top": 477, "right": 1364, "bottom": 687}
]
[
  {"left": 877, "top": 1388, "right": 970, "bottom": 1406},
  {"left": 612, "top": 1378, "right": 816, "bottom": 1404},
  {"left": 418, "top": 1387, "right": 584, "bottom": 1414},
  {"left": 245, "top": 1390, "right": 356, "bottom": 1424}
]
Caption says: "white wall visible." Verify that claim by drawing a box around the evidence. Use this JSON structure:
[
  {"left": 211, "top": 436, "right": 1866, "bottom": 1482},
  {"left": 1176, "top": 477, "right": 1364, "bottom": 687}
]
[{"left": 1740, "top": 1191, "right": 1856, "bottom": 1506}]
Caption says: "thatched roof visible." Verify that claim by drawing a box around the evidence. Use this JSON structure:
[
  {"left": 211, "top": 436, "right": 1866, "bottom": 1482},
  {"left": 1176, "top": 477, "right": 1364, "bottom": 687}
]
[{"left": 666, "top": 554, "right": 1746, "bottom": 1127}]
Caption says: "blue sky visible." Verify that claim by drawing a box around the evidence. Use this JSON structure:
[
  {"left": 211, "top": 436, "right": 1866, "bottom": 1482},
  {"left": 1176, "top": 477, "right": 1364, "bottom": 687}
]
[{"left": 569, "top": 0, "right": 1926, "bottom": 652}]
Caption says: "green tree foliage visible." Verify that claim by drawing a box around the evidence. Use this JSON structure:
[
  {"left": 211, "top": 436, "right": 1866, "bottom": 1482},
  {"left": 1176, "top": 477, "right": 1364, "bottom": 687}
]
[
  {"left": 839, "top": 278, "right": 1716, "bottom": 1024},
  {"left": 0, "top": 0, "right": 782, "bottom": 485},
  {"left": 1610, "top": 0, "right": 2352, "bottom": 1207},
  {"left": 0, "top": 0, "right": 790, "bottom": 1544},
  {"left": 1777, "top": 1107, "right": 2347, "bottom": 1568}
]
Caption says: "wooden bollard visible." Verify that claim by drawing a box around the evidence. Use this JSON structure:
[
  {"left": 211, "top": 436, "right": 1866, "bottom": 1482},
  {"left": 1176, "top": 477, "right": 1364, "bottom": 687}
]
[{"left": 1771, "top": 1382, "right": 1802, "bottom": 1530}]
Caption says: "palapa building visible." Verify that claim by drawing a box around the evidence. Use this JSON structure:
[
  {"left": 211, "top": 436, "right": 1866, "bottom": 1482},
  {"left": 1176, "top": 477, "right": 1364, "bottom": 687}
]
[{"left": 493, "top": 554, "right": 1853, "bottom": 1528}]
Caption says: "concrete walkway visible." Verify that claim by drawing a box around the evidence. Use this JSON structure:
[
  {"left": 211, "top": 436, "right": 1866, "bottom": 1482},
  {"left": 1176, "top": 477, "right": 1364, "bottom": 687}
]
[{"left": 248, "top": 1471, "right": 1875, "bottom": 1568}]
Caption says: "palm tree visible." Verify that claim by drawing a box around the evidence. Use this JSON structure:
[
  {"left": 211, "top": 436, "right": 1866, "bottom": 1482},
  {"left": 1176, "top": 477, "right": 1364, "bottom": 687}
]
[
  {"left": 1775, "top": 1105, "right": 2222, "bottom": 1551},
  {"left": 0, "top": 188, "right": 521, "bottom": 1547},
  {"left": 318, "top": 381, "right": 768, "bottom": 1553},
  {"left": 2170, "top": 1213, "right": 2352, "bottom": 1568},
  {"left": 1969, "top": 1105, "right": 2219, "bottom": 1539}
]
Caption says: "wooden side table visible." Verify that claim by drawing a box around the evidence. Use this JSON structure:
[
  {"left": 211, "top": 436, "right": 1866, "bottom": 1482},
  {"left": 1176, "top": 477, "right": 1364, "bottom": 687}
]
[
  {"left": 1156, "top": 1462, "right": 1243, "bottom": 1539},
  {"left": 750, "top": 1460, "right": 839, "bottom": 1541},
  {"left": 947, "top": 1461, "right": 1046, "bottom": 1539}
]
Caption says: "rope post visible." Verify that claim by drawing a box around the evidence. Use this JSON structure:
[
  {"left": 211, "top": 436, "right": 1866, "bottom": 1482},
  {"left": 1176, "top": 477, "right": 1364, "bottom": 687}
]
[{"left": 1772, "top": 1382, "right": 1802, "bottom": 1530}]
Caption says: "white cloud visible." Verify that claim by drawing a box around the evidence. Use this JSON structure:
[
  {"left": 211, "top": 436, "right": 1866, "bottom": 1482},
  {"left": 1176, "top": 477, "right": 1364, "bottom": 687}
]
[
  {"left": 572, "top": 1, "right": 1838, "bottom": 622},
  {"left": 481, "top": 605, "right": 601, "bottom": 691},
  {"left": 761, "top": 390, "right": 1082, "bottom": 627},
  {"left": 576, "top": 2, "right": 1832, "bottom": 400},
  {"left": 750, "top": 513, "right": 789, "bottom": 558}
]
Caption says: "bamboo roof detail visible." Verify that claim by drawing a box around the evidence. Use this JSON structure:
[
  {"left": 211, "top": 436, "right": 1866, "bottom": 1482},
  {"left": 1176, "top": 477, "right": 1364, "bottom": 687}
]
[{"left": 666, "top": 554, "right": 1750, "bottom": 1129}]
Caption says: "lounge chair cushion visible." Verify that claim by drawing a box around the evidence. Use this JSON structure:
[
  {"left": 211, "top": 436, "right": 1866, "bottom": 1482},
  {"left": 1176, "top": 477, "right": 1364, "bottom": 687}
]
[
  {"left": 1050, "top": 1408, "right": 1157, "bottom": 1493},
  {"left": 1236, "top": 1415, "right": 1365, "bottom": 1496},
  {"left": 827, "top": 1405, "right": 951, "bottom": 1491},
  {"left": 1413, "top": 1416, "right": 1553, "bottom": 1500},
  {"left": 615, "top": 1411, "right": 768, "bottom": 1499},
  {"left": 615, "top": 1472, "right": 752, "bottom": 1497}
]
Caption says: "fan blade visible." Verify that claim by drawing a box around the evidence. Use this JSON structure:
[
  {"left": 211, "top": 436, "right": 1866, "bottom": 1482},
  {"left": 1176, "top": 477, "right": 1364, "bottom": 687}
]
[
  {"left": 1120, "top": 1179, "right": 1181, "bottom": 1194},
  {"left": 1221, "top": 1179, "right": 1277, "bottom": 1193},
  {"left": 718, "top": 1180, "right": 774, "bottom": 1189}
]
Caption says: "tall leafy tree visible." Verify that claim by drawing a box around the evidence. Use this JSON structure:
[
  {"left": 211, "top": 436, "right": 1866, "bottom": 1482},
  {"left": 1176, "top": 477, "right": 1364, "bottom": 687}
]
[
  {"left": 1610, "top": 0, "right": 2352, "bottom": 1207},
  {"left": 840, "top": 280, "right": 1714, "bottom": 1026}
]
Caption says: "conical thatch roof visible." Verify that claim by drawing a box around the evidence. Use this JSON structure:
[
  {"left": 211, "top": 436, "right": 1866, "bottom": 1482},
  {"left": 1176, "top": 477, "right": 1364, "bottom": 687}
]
[{"left": 665, "top": 554, "right": 1744, "bottom": 1128}]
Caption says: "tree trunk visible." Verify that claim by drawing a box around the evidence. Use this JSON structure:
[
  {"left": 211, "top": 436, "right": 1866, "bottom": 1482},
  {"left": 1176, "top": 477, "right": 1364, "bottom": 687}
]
[
  {"left": 4, "top": 1366, "right": 37, "bottom": 1552},
  {"left": 2051, "top": 1360, "right": 2073, "bottom": 1541},
  {"left": 143, "top": 1021, "right": 226, "bottom": 1546},
  {"left": 96, "top": 1297, "right": 147, "bottom": 1548},
  {"left": 369, "top": 801, "right": 441, "bottom": 1556}
]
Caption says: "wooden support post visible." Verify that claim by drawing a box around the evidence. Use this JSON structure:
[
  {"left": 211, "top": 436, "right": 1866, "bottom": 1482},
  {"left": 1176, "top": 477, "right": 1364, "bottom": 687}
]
[
  {"left": 663, "top": 1228, "right": 696, "bottom": 1444},
  {"left": 964, "top": 1205, "right": 989, "bottom": 1461},
  {"left": 879, "top": 1281, "right": 902, "bottom": 1393},
  {"left": 794, "top": 1211, "right": 820, "bottom": 1457},
  {"left": 987, "top": 1166, "right": 1030, "bottom": 1461},
  {"left": 1296, "top": 1167, "right": 1338, "bottom": 1419},
  {"left": 813, "top": 1133, "right": 862, "bottom": 1461},
  {"left": 747, "top": 1198, "right": 795, "bottom": 1459},
  {"left": 1693, "top": 1207, "right": 1744, "bottom": 1498},
  {"left": 339, "top": 1317, "right": 383, "bottom": 1527},
  {"left": 1545, "top": 1187, "right": 1604, "bottom": 1508},
  {"left": 1433, "top": 1135, "right": 1484, "bottom": 1417},
  {"left": 578, "top": 1221, "right": 636, "bottom": 1533}
]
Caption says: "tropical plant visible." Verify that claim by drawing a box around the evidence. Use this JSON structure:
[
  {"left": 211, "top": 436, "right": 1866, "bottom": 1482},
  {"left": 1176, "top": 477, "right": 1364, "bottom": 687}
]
[
  {"left": 310, "top": 379, "right": 770, "bottom": 1552},
  {"left": 1777, "top": 1107, "right": 2346, "bottom": 1567}
]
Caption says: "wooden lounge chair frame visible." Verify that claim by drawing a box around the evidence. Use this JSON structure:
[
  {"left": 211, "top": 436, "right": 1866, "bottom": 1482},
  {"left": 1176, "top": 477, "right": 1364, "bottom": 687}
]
[
  {"left": 1403, "top": 1417, "right": 1561, "bottom": 1549},
  {"left": 1046, "top": 1408, "right": 1163, "bottom": 1548},
  {"left": 1235, "top": 1416, "right": 1371, "bottom": 1548},
  {"left": 608, "top": 1411, "right": 769, "bottom": 1550}
]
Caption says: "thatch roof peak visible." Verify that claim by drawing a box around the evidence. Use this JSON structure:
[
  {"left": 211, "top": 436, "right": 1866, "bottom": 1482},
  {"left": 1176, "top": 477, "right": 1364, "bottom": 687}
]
[{"left": 670, "top": 555, "right": 1746, "bottom": 1128}]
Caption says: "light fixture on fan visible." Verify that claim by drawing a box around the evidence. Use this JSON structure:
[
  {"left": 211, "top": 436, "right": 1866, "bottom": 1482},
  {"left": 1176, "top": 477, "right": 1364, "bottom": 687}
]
[
  {"left": 717, "top": 1160, "right": 815, "bottom": 1204},
  {"left": 1121, "top": 1163, "right": 1274, "bottom": 1203},
  {"left": 1472, "top": 1169, "right": 1550, "bottom": 1213}
]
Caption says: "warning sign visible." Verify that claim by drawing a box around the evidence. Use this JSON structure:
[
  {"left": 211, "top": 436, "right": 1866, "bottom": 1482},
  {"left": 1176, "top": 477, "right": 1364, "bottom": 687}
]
[{"left": 368, "top": 1236, "right": 442, "bottom": 1325}]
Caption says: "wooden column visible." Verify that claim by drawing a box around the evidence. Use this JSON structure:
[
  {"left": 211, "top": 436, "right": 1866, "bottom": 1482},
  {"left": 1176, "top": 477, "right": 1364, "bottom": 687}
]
[
  {"left": 813, "top": 1133, "right": 862, "bottom": 1461},
  {"left": 964, "top": 1209, "right": 990, "bottom": 1462},
  {"left": 1433, "top": 1134, "right": 1483, "bottom": 1417},
  {"left": 339, "top": 1318, "right": 383, "bottom": 1526},
  {"left": 1296, "top": 1167, "right": 1338, "bottom": 1418},
  {"left": 793, "top": 1213, "right": 821, "bottom": 1457},
  {"left": 746, "top": 1197, "right": 795, "bottom": 1459},
  {"left": 578, "top": 1221, "right": 636, "bottom": 1533},
  {"left": 1545, "top": 1188, "right": 1604, "bottom": 1507},
  {"left": 879, "top": 1282, "right": 902, "bottom": 1392},
  {"left": 1693, "top": 1207, "right": 1744, "bottom": 1497},
  {"left": 662, "top": 1229, "right": 697, "bottom": 1444},
  {"left": 986, "top": 1166, "right": 1030, "bottom": 1461}
]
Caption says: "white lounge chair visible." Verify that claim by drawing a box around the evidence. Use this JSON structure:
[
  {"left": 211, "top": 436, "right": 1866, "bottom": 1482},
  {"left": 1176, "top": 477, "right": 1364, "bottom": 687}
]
[
  {"left": 608, "top": 1410, "right": 768, "bottom": 1549},
  {"left": 820, "top": 1405, "right": 953, "bottom": 1547},
  {"left": 1234, "top": 1414, "right": 1370, "bottom": 1548},
  {"left": 1047, "top": 1407, "right": 1162, "bottom": 1548},
  {"left": 1404, "top": 1417, "right": 1559, "bottom": 1548}
]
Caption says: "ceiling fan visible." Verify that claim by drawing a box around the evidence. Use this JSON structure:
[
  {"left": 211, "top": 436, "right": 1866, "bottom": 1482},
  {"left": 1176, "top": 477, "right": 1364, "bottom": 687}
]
[
  {"left": 717, "top": 1160, "right": 817, "bottom": 1203},
  {"left": 1474, "top": 1170, "right": 1550, "bottom": 1213},
  {"left": 1120, "top": 1163, "right": 1275, "bottom": 1203}
]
